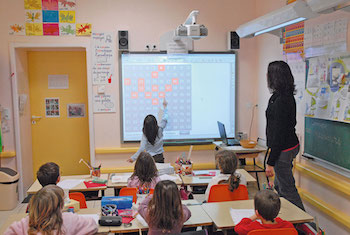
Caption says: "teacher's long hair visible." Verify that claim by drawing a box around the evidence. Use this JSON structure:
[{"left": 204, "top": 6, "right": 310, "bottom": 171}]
[
  {"left": 267, "top": 61, "right": 296, "bottom": 95},
  {"left": 143, "top": 114, "right": 159, "bottom": 145},
  {"left": 28, "top": 185, "right": 64, "bottom": 235}
]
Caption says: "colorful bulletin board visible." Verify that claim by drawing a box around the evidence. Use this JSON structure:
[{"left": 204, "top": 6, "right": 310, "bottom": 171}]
[
  {"left": 305, "top": 54, "right": 350, "bottom": 123},
  {"left": 9, "top": 0, "right": 91, "bottom": 36}
]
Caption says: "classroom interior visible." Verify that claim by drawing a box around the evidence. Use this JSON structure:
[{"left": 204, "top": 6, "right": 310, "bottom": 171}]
[{"left": 1, "top": 0, "right": 350, "bottom": 234}]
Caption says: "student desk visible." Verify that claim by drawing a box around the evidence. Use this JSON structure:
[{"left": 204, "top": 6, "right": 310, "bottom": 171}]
[
  {"left": 107, "top": 169, "right": 256, "bottom": 195},
  {"left": 181, "top": 169, "right": 256, "bottom": 186},
  {"left": 201, "top": 198, "right": 314, "bottom": 230},
  {"left": 213, "top": 141, "right": 267, "bottom": 189},
  {"left": 27, "top": 174, "right": 108, "bottom": 196}
]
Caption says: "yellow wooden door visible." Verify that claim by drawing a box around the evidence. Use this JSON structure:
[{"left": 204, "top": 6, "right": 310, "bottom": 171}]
[{"left": 28, "top": 51, "right": 90, "bottom": 176}]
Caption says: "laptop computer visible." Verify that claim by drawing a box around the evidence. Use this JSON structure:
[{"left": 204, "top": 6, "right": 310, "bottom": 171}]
[{"left": 217, "top": 121, "right": 240, "bottom": 146}]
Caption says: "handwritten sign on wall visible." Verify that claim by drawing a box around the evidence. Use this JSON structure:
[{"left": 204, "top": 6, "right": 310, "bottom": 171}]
[
  {"left": 91, "top": 32, "right": 115, "bottom": 85},
  {"left": 93, "top": 94, "right": 116, "bottom": 113}
]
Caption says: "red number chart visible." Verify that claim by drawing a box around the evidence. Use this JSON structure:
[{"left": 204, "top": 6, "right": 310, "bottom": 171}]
[{"left": 123, "top": 64, "right": 192, "bottom": 132}]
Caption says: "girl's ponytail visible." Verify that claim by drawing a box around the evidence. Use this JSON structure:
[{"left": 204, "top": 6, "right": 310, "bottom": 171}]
[{"left": 215, "top": 150, "right": 240, "bottom": 192}]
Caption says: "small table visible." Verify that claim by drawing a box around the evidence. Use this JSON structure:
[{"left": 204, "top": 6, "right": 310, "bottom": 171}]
[
  {"left": 27, "top": 174, "right": 108, "bottom": 196},
  {"left": 107, "top": 169, "right": 256, "bottom": 195},
  {"left": 213, "top": 141, "right": 267, "bottom": 189},
  {"left": 201, "top": 198, "right": 314, "bottom": 230}
]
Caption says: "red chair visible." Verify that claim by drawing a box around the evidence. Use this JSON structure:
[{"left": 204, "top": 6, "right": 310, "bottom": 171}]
[
  {"left": 69, "top": 192, "right": 87, "bottom": 209},
  {"left": 247, "top": 228, "right": 298, "bottom": 235},
  {"left": 119, "top": 188, "right": 138, "bottom": 203},
  {"left": 208, "top": 184, "right": 249, "bottom": 202},
  {"left": 119, "top": 187, "right": 154, "bottom": 203}
]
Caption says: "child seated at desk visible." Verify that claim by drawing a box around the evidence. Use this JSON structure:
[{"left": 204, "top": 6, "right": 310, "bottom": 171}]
[
  {"left": 234, "top": 190, "right": 295, "bottom": 235},
  {"left": 127, "top": 152, "right": 160, "bottom": 189},
  {"left": 5, "top": 185, "right": 97, "bottom": 235},
  {"left": 138, "top": 180, "right": 191, "bottom": 235},
  {"left": 37, "top": 162, "right": 60, "bottom": 186},
  {"left": 204, "top": 150, "right": 247, "bottom": 201}
]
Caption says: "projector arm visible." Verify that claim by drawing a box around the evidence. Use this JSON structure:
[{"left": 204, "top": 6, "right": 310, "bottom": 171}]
[{"left": 183, "top": 10, "right": 199, "bottom": 25}]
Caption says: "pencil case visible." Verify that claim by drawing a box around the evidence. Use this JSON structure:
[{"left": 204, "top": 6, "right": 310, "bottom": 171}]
[{"left": 99, "top": 216, "right": 122, "bottom": 226}]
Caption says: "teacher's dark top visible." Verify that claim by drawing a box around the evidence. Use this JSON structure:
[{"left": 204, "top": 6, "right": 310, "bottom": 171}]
[{"left": 266, "top": 92, "right": 299, "bottom": 166}]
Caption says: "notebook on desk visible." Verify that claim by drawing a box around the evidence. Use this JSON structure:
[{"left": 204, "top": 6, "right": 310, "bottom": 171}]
[{"left": 217, "top": 121, "right": 240, "bottom": 146}]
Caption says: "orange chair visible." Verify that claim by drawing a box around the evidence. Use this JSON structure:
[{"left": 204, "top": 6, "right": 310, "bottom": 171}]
[
  {"left": 208, "top": 184, "right": 249, "bottom": 202},
  {"left": 119, "top": 187, "right": 154, "bottom": 203},
  {"left": 119, "top": 188, "right": 138, "bottom": 203},
  {"left": 247, "top": 228, "right": 298, "bottom": 235},
  {"left": 69, "top": 192, "right": 87, "bottom": 209}
]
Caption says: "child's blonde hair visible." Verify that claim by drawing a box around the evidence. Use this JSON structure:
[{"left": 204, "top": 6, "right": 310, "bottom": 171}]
[
  {"left": 215, "top": 150, "right": 240, "bottom": 191},
  {"left": 28, "top": 185, "right": 64, "bottom": 235}
]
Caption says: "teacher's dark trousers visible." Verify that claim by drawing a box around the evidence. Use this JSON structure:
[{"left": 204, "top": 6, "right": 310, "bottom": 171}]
[
  {"left": 152, "top": 153, "right": 164, "bottom": 163},
  {"left": 274, "top": 145, "right": 305, "bottom": 210}
]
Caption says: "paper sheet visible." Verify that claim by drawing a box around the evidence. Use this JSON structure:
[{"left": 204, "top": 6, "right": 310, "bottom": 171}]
[
  {"left": 136, "top": 214, "right": 148, "bottom": 226},
  {"left": 57, "top": 179, "right": 83, "bottom": 189},
  {"left": 79, "top": 214, "right": 99, "bottom": 225},
  {"left": 111, "top": 173, "right": 132, "bottom": 183},
  {"left": 229, "top": 208, "right": 255, "bottom": 225},
  {"left": 158, "top": 174, "right": 180, "bottom": 182}
]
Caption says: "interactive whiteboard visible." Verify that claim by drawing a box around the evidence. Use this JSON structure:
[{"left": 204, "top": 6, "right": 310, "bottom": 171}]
[{"left": 120, "top": 52, "right": 236, "bottom": 142}]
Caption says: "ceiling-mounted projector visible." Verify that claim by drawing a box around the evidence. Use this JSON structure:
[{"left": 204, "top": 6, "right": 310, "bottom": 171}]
[{"left": 174, "top": 10, "right": 208, "bottom": 40}]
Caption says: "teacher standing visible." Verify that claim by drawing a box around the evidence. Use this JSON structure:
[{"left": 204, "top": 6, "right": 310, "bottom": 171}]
[{"left": 265, "top": 61, "right": 305, "bottom": 210}]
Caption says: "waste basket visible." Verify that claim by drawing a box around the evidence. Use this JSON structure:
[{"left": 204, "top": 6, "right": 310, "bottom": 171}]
[{"left": 0, "top": 167, "right": 19, "bottom": 210}]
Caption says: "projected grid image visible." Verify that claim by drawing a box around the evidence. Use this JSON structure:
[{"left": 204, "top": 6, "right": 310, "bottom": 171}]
[{"left": 123, "top": 64, "right": 192, "bottom": 133}]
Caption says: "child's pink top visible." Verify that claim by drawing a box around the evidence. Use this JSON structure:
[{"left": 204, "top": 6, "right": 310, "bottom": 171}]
[
  {"left": 5, "top": 212, "right": 98, "bottom": 235},
  {"left": 127, "top": 176, "right": 161, "bottom": 189}
]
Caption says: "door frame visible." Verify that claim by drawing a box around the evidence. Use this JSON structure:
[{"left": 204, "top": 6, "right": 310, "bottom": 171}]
[{"left": 9, "top": 42, "right": 95, "bottom": 201}]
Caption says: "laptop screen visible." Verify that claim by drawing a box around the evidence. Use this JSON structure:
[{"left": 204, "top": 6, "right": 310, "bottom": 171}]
[{"left": 217, "top": 121, "right": 228, "bottom": 144}]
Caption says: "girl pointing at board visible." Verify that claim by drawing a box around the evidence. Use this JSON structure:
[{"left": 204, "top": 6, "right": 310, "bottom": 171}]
[{"left": 127, "top": 99, "right": 168, "bottom": 163}]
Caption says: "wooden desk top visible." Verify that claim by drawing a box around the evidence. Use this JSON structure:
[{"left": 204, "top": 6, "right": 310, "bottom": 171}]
[
  {"left": 201, "top": 198, "right": 313, "bottom": 229},
  {"left": 181, "top": 169, "right": 256, "bottom": 185},
  {"left": 27, "top": 174, "right": 108, "bottom": 195},
  {"left": 107, "top": 169, "right": 256, "bottom": 188},
  {"left": 213, "top": 141, "right": 267, "bottom": 154},
  {"left": 0, "top": 208, "right": 109, "bottom": 234}
]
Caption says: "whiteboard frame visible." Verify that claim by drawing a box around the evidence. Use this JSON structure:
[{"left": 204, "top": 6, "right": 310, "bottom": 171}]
[{"left": 118, "top": 51, "right": 238, "bottom": 144}]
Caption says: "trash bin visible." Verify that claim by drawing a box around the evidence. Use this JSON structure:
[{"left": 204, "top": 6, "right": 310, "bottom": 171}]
[{"left": 0, "top": 167, "right": 19, "bottom": 210}]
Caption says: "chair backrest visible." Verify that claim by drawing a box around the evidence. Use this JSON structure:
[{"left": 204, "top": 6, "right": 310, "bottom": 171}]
[
  {"left": 247, "top": 228, "right": 298, "bottom": 235},
  {"left": 208, "top": 184, "right": 249, "bottom": 202},
  {"left": 69, "top": 192, "right": 87, "bottom": 209},
  {"left": 119, "top": 188, "right": 138, "bottom": 203}
]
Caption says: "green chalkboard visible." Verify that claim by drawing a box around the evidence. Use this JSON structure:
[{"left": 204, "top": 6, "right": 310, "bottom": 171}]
[{"left": 305, "top": 117, "right": 350, "bottom": 171}]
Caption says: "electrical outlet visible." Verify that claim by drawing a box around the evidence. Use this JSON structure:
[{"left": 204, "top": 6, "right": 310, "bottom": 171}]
[
  {"left": 3, "top": 108, "right": 10, "bottom": 120},
  {"left": 246, "top": 102, "right": 253, "bottom": 109}
]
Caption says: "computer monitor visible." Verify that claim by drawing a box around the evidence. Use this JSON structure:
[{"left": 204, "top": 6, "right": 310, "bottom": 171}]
[{"left": 217, "top": 121, "right": 229, "bottom": 145}]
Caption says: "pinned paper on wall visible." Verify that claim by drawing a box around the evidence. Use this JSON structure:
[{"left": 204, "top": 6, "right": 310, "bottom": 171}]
[
  {"left": 58, "top": 0, "right": 76, "bottom": 10},
  {"left": 9, "top": 24, "right": 26, "bottom": 35},
  {"left": 25, "top": 10, "right": 42, "bottom": 23},
  {"left": 304, "top": 17, "right": 348, "bottom": 58},
  {"left": 25, "top": 23, "right": 43, "bottom": 36},
  {"left": 76, "top": 23, "right": 92, "bottom": 36},
  {"left": 42, "top": 0, "right": 58, "bottom": 10},
  {"left": 59, "top": 23, "right": 75, "bottom": 35},
  {"left": 24, "top": 0, "right": 42, "bottom": 10},
  {"left": 45, "top": 98, "right": 60, "bottom": 117},
  {"left": 43, "top": 23, "right": 59, "bottom": 36},
  {"left": 48, "top": 74, "right": 69, "bottom": 89},
  {"left": 43, "top": 10, "right": 59, "bottom": 23},
  {"left": 93, "top": 94, "right": 116, "bottom": 113},
  {"left": 59, "top": 10, "right": 75, "bottom": 23},
  {"left": 91, "top": 32, "right": 115, "bottom": 85}
]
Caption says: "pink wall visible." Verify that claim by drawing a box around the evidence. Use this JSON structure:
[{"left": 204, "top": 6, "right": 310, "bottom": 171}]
[{"left": 0, "top": 0, "right": 260, "bottom": 170}]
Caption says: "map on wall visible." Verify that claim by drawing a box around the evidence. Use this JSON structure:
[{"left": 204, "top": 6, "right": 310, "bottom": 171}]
[{"left": 305, "top": 54, "right": 350, "bottom": 123}]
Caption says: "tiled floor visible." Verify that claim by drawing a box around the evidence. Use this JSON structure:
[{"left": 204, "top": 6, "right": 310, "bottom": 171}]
[{"left": 0, "top": 171, "right": 267, "bottom": 231}]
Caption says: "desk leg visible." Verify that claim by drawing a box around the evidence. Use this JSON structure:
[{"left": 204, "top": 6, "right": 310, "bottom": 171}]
[
  {"left": 101, "top": 190, "right": 105, "bottom": 197},
  {"left": 254, "top": 158, "right": 261, "bottom": 190}
]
